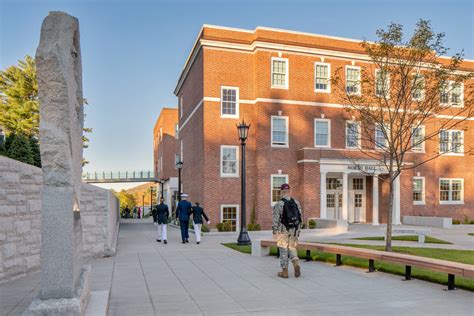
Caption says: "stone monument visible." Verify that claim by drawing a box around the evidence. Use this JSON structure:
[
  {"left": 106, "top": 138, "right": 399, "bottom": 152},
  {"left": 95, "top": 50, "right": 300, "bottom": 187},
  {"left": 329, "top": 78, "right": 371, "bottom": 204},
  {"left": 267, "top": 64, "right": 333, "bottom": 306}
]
[{"left": 25, "top": 11, "right": 90, "bottom": 315}]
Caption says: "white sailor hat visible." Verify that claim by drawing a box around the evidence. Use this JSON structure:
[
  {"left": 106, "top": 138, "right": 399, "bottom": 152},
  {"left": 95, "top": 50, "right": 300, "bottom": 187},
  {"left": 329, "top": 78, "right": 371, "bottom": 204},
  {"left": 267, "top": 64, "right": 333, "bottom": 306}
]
[{"left": 180, "top": 193, "right": 188, "bottom": 198}]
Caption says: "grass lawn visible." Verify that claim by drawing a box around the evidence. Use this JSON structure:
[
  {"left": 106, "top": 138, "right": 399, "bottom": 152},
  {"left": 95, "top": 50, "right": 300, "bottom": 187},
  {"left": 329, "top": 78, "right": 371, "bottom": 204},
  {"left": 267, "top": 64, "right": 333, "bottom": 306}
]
[
  {"left": 222, "top": 242, "right": 474, "bottom": 291},
  {"left": 352, "top": 235, "right": 452, "bottom": 244}
]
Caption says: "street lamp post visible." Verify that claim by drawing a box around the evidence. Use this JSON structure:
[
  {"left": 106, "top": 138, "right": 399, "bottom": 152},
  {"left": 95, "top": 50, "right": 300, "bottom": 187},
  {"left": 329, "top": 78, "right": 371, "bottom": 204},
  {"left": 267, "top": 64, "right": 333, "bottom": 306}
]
[
  {"left": 159, "top": 179, "right": 165, "bottom": 199},
  {"left": 142, "top": 195, "right": 145, "bottom": 219},
  {"left": 237, "top": 120, "right": 251, "bottom": 245},
  {"left": 176, "top": 161, "right": 183, "bottom": 202}
]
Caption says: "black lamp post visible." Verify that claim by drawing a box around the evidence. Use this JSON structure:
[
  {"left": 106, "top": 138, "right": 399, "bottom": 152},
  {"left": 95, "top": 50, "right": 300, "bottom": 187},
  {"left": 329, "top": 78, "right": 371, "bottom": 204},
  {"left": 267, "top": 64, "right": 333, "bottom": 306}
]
[
  {"left": 159, "top": 179, "right": 165, "bottom": 199},
  {"left": 237, "top": 119, "right": 251, "bottom": 245},
  {"left": 176, "top": 160, "right": 183, "bottom": 202},
  {"left": 142, "top": 195, "right": 145, "bottom": 219}
]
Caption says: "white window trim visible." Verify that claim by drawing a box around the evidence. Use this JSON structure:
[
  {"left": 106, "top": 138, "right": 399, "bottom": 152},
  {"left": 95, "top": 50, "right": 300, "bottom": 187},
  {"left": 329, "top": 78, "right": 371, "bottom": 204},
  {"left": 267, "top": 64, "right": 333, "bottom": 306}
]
[
  {"left": 375, "top": 69, "right": 390, "bottom": 99},
  {"left": 439, "top": 178, "right": 464, "bottom": 205},
  {"left": 412, "top": 74, "right": 425, "bottom": 101},
  {"left": 440, "top": 81, "right": 464, "bottom": 108},
  {"left": 345, "top": 120, "right": 361, "bottom": 149},
  {"left": 439, "top": 130, "right": 464, "bottom": 156},
  {"left": 160, "top": 127, "right": 163, "bottom": 142},
  {"left": 180, "top": 139, "right": 183, "bottom": 163},
  {"left": 175, "top": 124, "right": 179, "bottom": 139},
  {"left": 220, "top": 204, "right": 240, "bottom": 232},
  {"left": 179, "top": 96, "right": 183, "bottom": 119},
  {"left": 271, "top": 57, "right": 289, "bottom": 89},
  {"left": 314, "top": 118, "right": 331, "bottom": 148},
  {"left": 220, "top": 145, "right": 239, "bottom": 178},
  {"left": 413, "top": 176, "right": 425, "bottom": 205},
  {"left": 271, "top": 174, "right": 289, "bottom": 206},
  {"left": 314, "top": 62, "right": 331, "bottom": 93},
  {"left": 220, "top": 86, "right": 240, "bottom": 119},
  {"left": 271, "top": 115, "right": 289, "bottom": 148},
  {"left": 345, "top": 65, "right": 361, "bottom": 96},
  {"left": 411, "top": 125, "right": 425, "bottom": 152}
]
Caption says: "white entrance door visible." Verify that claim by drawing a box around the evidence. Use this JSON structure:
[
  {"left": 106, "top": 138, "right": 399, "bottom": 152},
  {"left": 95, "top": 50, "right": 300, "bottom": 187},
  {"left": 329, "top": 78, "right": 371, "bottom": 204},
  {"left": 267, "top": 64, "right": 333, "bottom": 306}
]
[
  {"left": 326, "top": 177, "right": 342, "bottom": 220},
  {"left": 350, "top": 177, "right": 366, "bottom": 223}
]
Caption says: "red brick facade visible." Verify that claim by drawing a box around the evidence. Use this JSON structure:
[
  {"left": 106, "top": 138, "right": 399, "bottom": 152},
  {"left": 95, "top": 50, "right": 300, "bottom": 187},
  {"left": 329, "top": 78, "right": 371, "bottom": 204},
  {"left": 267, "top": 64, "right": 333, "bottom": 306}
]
[
  {"left": 153, "top": 108, "right": 179, "bottom": 181},
  {"left": 173, "top": 25, "right": 474, "bottom": 229}
]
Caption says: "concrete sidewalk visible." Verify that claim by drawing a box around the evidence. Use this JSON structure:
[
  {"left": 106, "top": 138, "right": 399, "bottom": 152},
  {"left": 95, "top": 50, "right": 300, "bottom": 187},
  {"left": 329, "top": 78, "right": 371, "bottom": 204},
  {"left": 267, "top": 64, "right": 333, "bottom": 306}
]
[{"left": 1, "top": 223, "right": 473, "bottom": 315}]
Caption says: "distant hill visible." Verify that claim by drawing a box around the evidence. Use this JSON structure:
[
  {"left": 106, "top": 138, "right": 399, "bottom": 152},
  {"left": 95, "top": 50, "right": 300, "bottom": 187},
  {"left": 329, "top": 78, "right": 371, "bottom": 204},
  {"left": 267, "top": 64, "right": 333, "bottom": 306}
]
[{"left": 125, "top": 182, "right": 157, "bottom": 205}]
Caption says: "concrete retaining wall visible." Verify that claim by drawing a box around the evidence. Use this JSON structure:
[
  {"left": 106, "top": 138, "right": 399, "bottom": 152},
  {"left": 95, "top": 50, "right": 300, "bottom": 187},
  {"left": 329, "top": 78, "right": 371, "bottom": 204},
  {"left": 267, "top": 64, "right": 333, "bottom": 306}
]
[
  {"left": 402, "top": 215, "right": 452, "bottom": 229},
  {"left": 311, "top": 218, "right": 348, "bottom": 233},
  {"left": 0, "top": 156, "right": 119, "bottom": 283}
]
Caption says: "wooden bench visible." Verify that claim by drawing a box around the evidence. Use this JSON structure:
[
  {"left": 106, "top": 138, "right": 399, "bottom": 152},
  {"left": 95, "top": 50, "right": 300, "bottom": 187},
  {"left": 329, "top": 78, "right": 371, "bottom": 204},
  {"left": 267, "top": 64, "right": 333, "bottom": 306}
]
[{"left": 253, "top": 239, "right": 474, "bottom": 290}]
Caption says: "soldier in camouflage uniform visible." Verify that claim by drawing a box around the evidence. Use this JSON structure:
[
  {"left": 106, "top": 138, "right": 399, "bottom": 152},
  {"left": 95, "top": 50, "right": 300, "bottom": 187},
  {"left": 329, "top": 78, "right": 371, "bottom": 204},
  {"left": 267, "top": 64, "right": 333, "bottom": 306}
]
[{"left": 272, "top": 183, "right": 303, "bottom": 278}]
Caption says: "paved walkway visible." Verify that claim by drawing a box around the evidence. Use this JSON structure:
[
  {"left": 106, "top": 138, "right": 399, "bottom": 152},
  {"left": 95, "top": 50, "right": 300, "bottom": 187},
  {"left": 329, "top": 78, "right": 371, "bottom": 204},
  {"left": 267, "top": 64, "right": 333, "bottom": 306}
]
[{"left": 1, "top": 223, "right": 473, "bottom": 315}]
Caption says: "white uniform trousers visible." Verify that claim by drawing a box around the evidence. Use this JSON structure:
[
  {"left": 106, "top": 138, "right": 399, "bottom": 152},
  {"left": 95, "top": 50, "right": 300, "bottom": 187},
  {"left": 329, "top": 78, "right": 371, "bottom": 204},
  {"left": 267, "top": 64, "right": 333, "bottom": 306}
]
[
  {"left": 156, "top": 223, "right": 167, "bottom": 241},
  {"left": 194, "top": 223, "right": 202, "bottom": 242}
]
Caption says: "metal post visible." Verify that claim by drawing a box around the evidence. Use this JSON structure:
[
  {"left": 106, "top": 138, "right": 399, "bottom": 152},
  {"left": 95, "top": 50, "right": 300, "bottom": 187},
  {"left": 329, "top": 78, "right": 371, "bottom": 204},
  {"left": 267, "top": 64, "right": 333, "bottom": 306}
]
[
  {"left": 336, "top": 254, "right": 342, "bottom": 266},
  {"left": 142, "top": 195, "right": 145, "bottom": 220},
  {"left": 448, "top": 274, "right": 455, "bottom": 290},
  {"left": 161, "top": 181, "right": 164, "bottom": 199},
  {"left": 178, "top": 168, "right": 182, "bottom": 202},
  {"left": 405, "top": 265, "right": 412, "bottom": 280},
  {"left": 368, "top": 259, "right": 375, "bottom": 272},
  {"left": 237, "top": 139, "right": 251, "bottom": 245},
  {"left": 306, "top": 250, "right": 311, "bottom": 262}
]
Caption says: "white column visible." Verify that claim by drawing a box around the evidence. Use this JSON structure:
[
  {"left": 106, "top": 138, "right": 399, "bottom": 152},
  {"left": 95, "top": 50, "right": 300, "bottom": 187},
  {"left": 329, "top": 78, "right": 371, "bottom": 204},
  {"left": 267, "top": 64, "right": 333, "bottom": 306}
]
[
  {"left": 393, "top": 174, "right": 401, "bottom": 225},
  {"left": 320, "top": 172, "right": 327, "bottom": 219},
  {"left": 372, "top": 175, "right": 379, "bottom": 225},
  {"left": 342, "top": 172, "right": 349, "bottom": 221}
]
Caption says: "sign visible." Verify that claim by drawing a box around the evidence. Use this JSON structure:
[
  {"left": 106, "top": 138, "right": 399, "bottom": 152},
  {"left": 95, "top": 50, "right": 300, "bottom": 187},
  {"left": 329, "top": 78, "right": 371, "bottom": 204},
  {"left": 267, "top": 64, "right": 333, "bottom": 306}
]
[{"left": 347, "top": 164, "right": 384, "bottom": 173}]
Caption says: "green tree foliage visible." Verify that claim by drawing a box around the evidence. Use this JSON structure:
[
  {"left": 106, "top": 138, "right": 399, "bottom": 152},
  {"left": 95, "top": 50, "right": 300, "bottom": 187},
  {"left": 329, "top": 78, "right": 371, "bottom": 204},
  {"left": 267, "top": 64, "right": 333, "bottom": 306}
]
[
  {"left": 114, "top": 189, "right": 137, "bottom": 213},
  {"left": 6, "top": 133, "right": 34, "bottom": 165},
  {"left": 0, "top": 56, "right": 92, "bottom": 167},
  {"left": 0, "top": 56, "right": 38, "bottom": 136}
]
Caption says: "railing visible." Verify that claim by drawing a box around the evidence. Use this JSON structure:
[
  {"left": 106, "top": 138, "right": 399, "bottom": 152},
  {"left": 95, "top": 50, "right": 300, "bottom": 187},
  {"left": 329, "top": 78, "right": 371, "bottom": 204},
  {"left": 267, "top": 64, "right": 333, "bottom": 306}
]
[{"left": 82, "top": 170, "right": 157, "bottom": 183}]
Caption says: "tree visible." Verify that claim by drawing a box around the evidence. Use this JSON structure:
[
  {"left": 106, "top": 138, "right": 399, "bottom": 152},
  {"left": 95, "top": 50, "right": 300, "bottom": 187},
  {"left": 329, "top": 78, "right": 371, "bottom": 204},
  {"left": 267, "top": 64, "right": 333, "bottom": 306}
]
[
  {"left": 0, "top": 56, "right": 92, "bottom": 166},
  {"left": 29, "top": 136, "right": 41, "bottom": 167},
  {"left": 115, "top": 190, "right": 137, "bottom": 213},
  {"left": 332, "top": 20, "right": 473, "bottom": 251},
  {"left": 6, "top": 133, "right": 34, "bottom": 165},
  {"left": 0, "top": 55, "right": 38, "bottom": 136}
]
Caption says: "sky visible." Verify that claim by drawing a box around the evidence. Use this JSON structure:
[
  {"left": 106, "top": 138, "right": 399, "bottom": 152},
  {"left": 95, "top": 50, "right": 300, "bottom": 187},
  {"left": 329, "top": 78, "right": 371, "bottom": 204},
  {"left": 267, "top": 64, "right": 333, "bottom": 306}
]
[{"left": 1, "top": 0, "right": 473, "bottom": 190}]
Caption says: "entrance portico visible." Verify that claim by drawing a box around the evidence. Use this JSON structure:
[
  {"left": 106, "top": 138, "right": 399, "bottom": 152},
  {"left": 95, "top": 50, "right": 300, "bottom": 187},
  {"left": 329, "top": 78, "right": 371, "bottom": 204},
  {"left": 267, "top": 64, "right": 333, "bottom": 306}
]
[{"left": 319, "top": 158, "right": 401, "bottom": 225}]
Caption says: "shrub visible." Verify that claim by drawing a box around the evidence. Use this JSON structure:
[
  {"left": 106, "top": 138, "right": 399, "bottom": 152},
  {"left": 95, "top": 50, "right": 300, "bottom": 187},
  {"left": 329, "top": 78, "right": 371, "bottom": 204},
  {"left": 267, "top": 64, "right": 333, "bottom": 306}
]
[
  {"left": 201, "top": 225, "right": 210, "bottom": 232},
  {"left": 463, "top": 215, "right": 470, "bottom": 225},
  {"left": 216, "top": 221, "right": 233, "bottom": 232},
  {"left": 248, "top": 223, "right": 261, "bottom": 231},
  {"left": 6, "top": 133, "right": 34, "bottom": 165},
  {"left": 470, "top": 220, "right": 474, "bottom": 225},
  {"left": 308, "top": 219, "right": 317, "bottom": 229},
  {"left": 453, "top": 219, "right": 461, "bottom": 225}
]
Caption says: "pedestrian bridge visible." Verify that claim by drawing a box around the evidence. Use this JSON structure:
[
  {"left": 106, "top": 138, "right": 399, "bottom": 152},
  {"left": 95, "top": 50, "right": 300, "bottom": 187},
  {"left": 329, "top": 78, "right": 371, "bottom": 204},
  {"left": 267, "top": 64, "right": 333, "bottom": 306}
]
[{"left": 82, "top": 170, "right": 157, "bottom": 183}]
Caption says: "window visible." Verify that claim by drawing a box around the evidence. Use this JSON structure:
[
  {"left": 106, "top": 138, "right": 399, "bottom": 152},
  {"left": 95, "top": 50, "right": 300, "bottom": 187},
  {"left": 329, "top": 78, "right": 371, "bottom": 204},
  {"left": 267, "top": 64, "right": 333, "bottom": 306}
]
[
  {"left": 346, "top": 66, "right": 361, "bottom": 95},
  {"left": 180, "top": 139, "right": 183, "bottom": 162},
  {"left": 271, "top": 116, "right": 289, "bottom": 147},
  {"left": 221, "top": 205, "right": 239, "bottom": 231},
  {"left": 439, "top": 130, "right": 463, "bottom": 154},
  {"left": 375, "top": 124, "right": 388, "bottom": 149},
  {"left": 314, "top": 119, "right": 331, "bottom": 147},
  {"left": 326, "top": 178, "right": 342, "bottom": 190},
  {"left": 413, "top": 177, "right": 425, "bottom": 205},
  {"left": 271, "top": 57, "right": 288, "bottom": 88},
  {"left": 412, "top": 74, "right": 425, "bottom": 101},
  {"left": 326, "top": 194, "right": 335, "bottom": 208},
  {"left": 315, "top": 62, "right": 330, "bottom": 92},
  {"left": 220, "top": 145, "right": 238, "bottom": 177},
  {"left": 179, "top": 96, "right": 183, "bottom": 118},
  {"left": 271, "top": 174, "right": 288, "bottom": 205},
  {"left": 175, "top": 154, "right": 180, "bottom": 165},
  {"left": 221, "top": 87, "right": 239, "bottom": 118},
  {"left": 175, "top": 124, "right": 179, "bottom": 139},
  {"left": 439, "top": 178, "right": 464, "bottom": 204},
  {"left": 412, "top": 126, "right": 425, "bottom": 152},
  {"left": 375, "top": 69, "right": 390, "bottom": 97},
  {"left": 346, "top": 121, "right": 360, "bottom": 149},
  {"left": 353, "top": 178, "right": 363, "bottom": 190},
  {"left": 159, "top": 156, "right": 163, "bottom": 172},
  {"left": 440, "top": 81, "right": 464, "bottom": 107},
  {"left": 354, "top": 194, "right": 362, "bottom": 207},
  {"left": 160, "top": 127, "right": 163, "bottom": 142}
]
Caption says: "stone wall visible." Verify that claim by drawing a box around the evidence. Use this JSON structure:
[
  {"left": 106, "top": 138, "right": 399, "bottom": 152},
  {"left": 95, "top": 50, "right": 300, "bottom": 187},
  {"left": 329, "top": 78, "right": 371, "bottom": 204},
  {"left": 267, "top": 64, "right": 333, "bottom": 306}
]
[{"left": 0, "top": 156, "right": 119, "bottom": 282}]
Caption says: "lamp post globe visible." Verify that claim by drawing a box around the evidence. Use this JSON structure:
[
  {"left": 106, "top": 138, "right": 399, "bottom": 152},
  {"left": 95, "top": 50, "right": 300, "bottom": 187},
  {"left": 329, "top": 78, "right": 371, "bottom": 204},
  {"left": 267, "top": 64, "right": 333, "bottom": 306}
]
[
  {"left": 176, "top": 160, "right": 183, "bottom": 202},
  {"left": 237, "top": 120, "right": 251, "bottom": 245}
]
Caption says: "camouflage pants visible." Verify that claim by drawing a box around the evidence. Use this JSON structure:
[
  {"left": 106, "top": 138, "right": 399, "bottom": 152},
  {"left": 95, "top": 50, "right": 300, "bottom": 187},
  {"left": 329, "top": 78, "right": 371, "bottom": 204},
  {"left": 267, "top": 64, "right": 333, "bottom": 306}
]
[{"left": 276, "top": 230, "right": 299, "bottom": 269}]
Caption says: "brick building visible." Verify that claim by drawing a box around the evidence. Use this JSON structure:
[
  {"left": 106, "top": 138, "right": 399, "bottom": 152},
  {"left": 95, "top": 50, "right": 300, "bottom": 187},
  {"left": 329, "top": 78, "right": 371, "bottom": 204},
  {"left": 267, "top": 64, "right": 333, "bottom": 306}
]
[
  {"left": 153, "top": 108, "right": 180, "bottom": 211},
  {"left": 173, "top": 25, "right": 474, "bottom": 230}
]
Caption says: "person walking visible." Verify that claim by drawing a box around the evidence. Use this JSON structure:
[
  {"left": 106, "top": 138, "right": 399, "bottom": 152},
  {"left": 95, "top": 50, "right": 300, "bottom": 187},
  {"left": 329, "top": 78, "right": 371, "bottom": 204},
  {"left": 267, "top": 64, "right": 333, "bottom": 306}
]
[
  {"left": 152, "top": 203, "right": 158, "bottom": 225},
  {"left": 138, "top": 207, "right": 141, "bottom": 219},
  {"left": 176, "top": 193, "right": 192, "bottom": 244},
  {"left": 272, "top": 183, "right": 303, "bottom": 279},
  {"left": 133, "top": 207, "right": 137, "bottom": 219},
  {"left": 156, "top": 197, "right": 169, "bottom": 244},
  {"left": 190, "top": 202, "right": 210, "bottom": 244}
]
